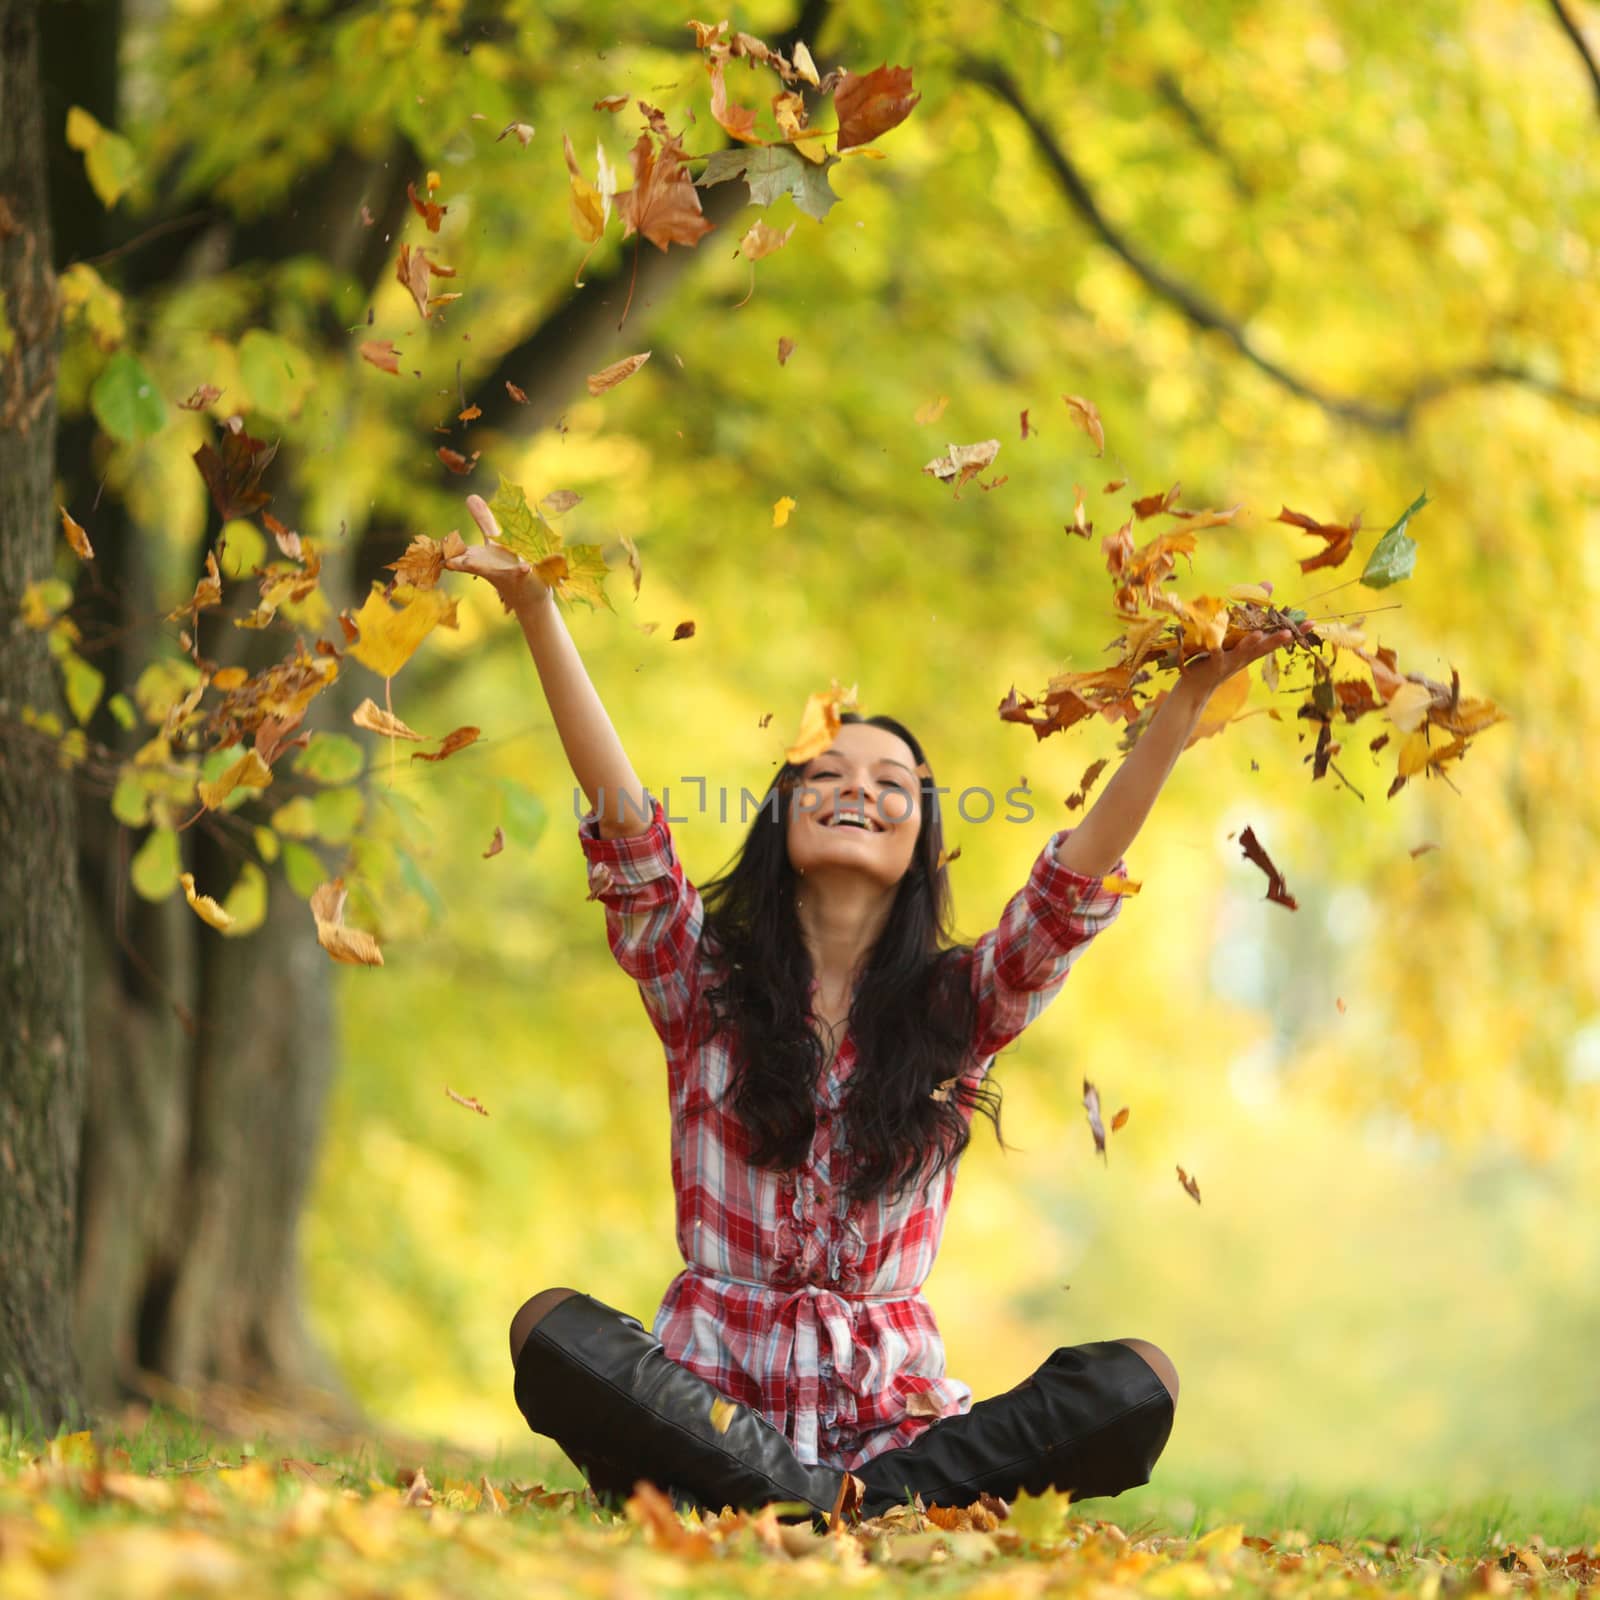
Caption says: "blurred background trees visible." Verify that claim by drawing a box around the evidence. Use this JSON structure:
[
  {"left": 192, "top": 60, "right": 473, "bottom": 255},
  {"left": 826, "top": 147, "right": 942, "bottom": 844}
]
[{"left": 5, "top": 0, "right": 1597, "bottom": 1494}]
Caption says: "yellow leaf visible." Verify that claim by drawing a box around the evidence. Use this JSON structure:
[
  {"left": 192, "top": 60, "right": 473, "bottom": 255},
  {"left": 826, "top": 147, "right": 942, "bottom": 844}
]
[
  {"left": 346, "top": 584, "right": 452, "bottom": 679},
  {"left": 785, "top": 680, "right": 859, "bottom": 764},
  {"left": 772, "top": 496, "right": 796, "bottom": 528},
  {"left": 310, "top": 879, "right": 384, "bottom": 967},
  {"left": 59, "top": 506, "right": 94, "bottom": 561},
  {"left": 1183, "top": 669, "right": 1250, "bottom": 747},
  {"left": 1398, "top": 728, "right": 1435, "bottom": 777},
  {"left": 179, "top": 872, "right": 235, "bottom": 932},
  {"left": 1193, "top": 1522, "right": 1245, "bottom": 1558},
  {"left": 1387, "top": 681, "right": 1434, "bottom": 733},
  {"left": 1102, "top": 875, "right": 1142, "bottom": 896},
  {"left": 212, "top": 666, "right": 249, "bottom": 691},
  {"left": 352, "top": 698, "right": 424, "bottom": 741},
  {"left": 914, "top": 395, "right": 949, "bottom": 425},
  {"left": 197, "top": 749, "right": 273, "bottom": 810},
  {"left": 709, "top": 1397, "right": 737, "bottom": 1433}
]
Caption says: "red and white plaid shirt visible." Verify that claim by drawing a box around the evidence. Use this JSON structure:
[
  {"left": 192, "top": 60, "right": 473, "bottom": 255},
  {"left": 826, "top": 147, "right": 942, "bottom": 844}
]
[{"left": 579, "top": 796, "right": 1129, "bottom": 1470}]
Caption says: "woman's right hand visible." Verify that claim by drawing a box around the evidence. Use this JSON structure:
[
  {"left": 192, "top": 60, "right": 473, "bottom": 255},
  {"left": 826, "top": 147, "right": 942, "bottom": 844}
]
[{"left": 445, "top": 495, "right": 550, "bottom": 614}]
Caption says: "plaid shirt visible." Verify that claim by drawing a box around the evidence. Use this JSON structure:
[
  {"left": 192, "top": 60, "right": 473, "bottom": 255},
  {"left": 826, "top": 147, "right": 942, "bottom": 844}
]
[{"left": 578, "top": 795, "right": 1129, "bottom": 1470}]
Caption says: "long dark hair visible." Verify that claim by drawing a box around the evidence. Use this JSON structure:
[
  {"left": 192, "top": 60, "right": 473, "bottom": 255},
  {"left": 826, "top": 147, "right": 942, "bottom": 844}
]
[{"left": 698, "top": 713, "right": 1003, "bottom": 1204}]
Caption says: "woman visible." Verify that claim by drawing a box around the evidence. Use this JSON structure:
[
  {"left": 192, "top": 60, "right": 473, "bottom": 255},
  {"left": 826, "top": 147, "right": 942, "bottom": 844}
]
[{"left": 449, "top": 494, "right": 1291, "bottom": 1520}]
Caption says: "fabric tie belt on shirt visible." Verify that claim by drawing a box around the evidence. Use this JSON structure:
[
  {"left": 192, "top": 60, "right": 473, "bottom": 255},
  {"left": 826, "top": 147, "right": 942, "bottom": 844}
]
[{"left": 686, "top": 1265, "right": 923, "bottom": 1464}]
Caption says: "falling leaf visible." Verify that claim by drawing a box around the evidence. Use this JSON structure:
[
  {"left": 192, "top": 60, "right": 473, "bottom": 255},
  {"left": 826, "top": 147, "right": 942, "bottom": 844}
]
[
  {"left": 696, "top": 144, "right": 840, "bottom": 221},
  {"left": 1177, "top": 1165, "right": 1202, "bottom": 1204},
  {"left": 586, "top": 863, "right": 616, "bottom": 901},
  {"left": 310, "top": 878, "right": 383, "bottom": 966},
  {"left": 1069, "top": 484, "right": 1092, "bottom": 539},
  {"left": 1062, "top": 394, "right": 1105, "bottom": 455},
  {"left": 1103, "top": 477, "right": 1127, "bottom": 493},
  {"left": 198, "top": 749, "right": 274, "bottom": 809},
  {"left": 777, "top": 337, "right": 795, "bottom": 365},
  {"left": 346, "top": 585, "right": 454, "bottom": 679},
  {"left": 709, "top": 1397, "right": 738, "bottom": 1434},
  {"left": 179, "top": 872, "right": 234, "bottom": 932},
  {"left": 914, "top": 395, "right": 949, "bottom": 425},
  {"left": 708, "top": 55, "right": 761, "bottom": 143},
  {"left": 1335, "top": 996, "right": 1347, "bottom": 1013},
  {"left": 587, "top": 351, "right": 651, "bottom": 395},
  {"left": 736, "top": 219, "right": 795, "bottom": 260},
  {"left": 179, "top": 384, "right": 222, "bottom": 410},
  {"left": 1238, "top": 825, "right": 1298, "bottom": 910},
  {"left": 1101, "top": 874, "right": 1142, "bottom": 895},
  {"left": 618, "top": 132, "right": 715, "bottom": 252},
  {"left": 483, "top": 826, "right": 505, "bottom": 859},
  {"left": 792, "top": 39, "right": 820, "bottom": 86},
  {"left": 1360, "top": 490, "right": 1429, "bottom": 589},
  {"left": 593, "top": 94, "right": 628, "bottom": 112},
  {"left": 263, "top": 512, "right": 302, "bottom": 560},
  {"left": 930, "top": 1074, "right": 959, "bottom": 1103},
  {"left": 785, "top": 680, "right": 858, "bottom": 763},
  {"left": 936, "top": 845, "right": 962, "bottom": 870},
  {"left": 446, "top": 1087, "right": 489, "bottom": 1116},
  {"left": 1409, "top": 841, "right": 1439, "bottom": 858},
  {"left": 923, "top": 439, "right": 999, "bottom": 491},
  {"left": 540, "top": 490, "right": 582, "bottom": 518},
  {"left": 395, "top": 243, "right": 432, "bottom": 318},
  {"left": 1020, "top": 409, "right": 1032, "bottom": 439},
  {"left": 59, "top": 506, "right": 94, "bottom": 561},
  {"left": 360, "top": 340, "right": 400, "bottom": 374},
  {"left": 457, "top": 403, "right": 482, "bottom": 423},
  {"left": 194, "top": 418, "right": 277, "bottom": 522},
  {"left": 497, "top": 121, "right": 535, "bottom": 147},
  {"left": 1111, "top": 1106, "right": 1130, "bottom": 1131},
  {"left": 1276, "top": 505, "right": 1363, "bottom": 574},
  {"left": 904, "top": 1392, "right": 943, "bottom": 1418},
  {"left": 437, "top": 446, "right": 479, "bottom": 475},
  {"left": 388, "top": 530, "right": 467, "bottom": 590},
  {"left": 833, "top": 64, "right": 920, "bottom": 149},
  {"left": 352, "top": 698, "right": 424, "bottom": 741},
  {"left": 772, "top": 496, "right": 796, "bottom": 528},
  {"left": 1082, "top": 1077, "right": 1108, "bottom": 1158},
  {"left": 406, "top": 179, "right": 446, "bottom": 232},
  {"left": 672, "top": 620, "right": 696, "bottom": 640},
  {"left": 412, "top": 725, "right": 480, "bottom": 762},
  {"left": 1132, "top": 483, "right": 1181, "bottom": 519},
  {"left": 505, "top": 380, "right": 529, "bottom": 404}
]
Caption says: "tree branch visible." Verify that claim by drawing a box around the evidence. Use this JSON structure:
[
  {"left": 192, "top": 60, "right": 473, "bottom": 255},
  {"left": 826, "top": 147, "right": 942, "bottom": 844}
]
[
  {"left": 1548, "top": 0, "right": 1600, "bottom": 118},
  {"left": 963, "top": 56, "right": 1600, "bottom": 433}
]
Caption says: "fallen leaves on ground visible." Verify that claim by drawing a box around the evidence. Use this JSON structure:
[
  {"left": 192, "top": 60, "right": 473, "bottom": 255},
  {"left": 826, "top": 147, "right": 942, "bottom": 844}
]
[{"left": 3, "top": 1428, "right": 1590, "bottom": 1597}]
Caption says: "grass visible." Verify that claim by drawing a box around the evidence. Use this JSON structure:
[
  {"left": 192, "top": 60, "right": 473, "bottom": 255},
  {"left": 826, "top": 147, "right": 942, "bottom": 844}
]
[{"left": 0, "top": 1407, "right": 1594, "bottom": 1598}]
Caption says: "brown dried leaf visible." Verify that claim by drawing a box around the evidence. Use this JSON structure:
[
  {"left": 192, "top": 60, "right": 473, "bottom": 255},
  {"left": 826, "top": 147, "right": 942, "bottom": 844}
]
[
  {"left": 411, "top": 725, "right": 480, "bottom": 762},
  {"left": 672, "top": 620, "right": 696, "bottom": 640},
  {"left": 59, "top": 506, "right": 93, "bottom": 561},
  {"left": 1082, "top": 1077, "right": 1108, "bottom": 1158},
  {"left": 1177, "top": 1165, "right": 1202, "bottom": 1204},
  {"left": 587, "top": 351, "right": 652, "bottom": 395},
  {"left": 777, "top": 336, "right": 795, "bottom": 366},
  {"left": 833, "top": 64, "right": 920, "bottom": 150},
  {"left": 445, "top": 1087, "right": 489, "bottom": 1116},
  {"left": 352, "top": 698, "right": 425, "bottom": 741},
  {"left": 179, "top": 384, "right": 223, "bottom": 411},
  {"left": 360, "top": 339, "right": 401, "bottom": 374},
  {"left": 482, "top": 826, "right": 505, "bottom": 859},
  {"left": 310, "top": 879, "right": 384, "bottom": 967},
  {"left": 1062, "top": 394, "right": 1105, "bottom": 455}
]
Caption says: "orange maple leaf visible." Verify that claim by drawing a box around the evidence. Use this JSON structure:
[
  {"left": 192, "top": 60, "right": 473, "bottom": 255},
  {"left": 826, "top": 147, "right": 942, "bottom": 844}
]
[{"left": 618, "top": 134, "right": 715, "bottom": 252}]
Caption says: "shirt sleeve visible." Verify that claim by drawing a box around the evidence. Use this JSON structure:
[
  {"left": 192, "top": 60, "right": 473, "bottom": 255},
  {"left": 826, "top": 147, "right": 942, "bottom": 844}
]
[
  {"left": 578, "top": 794, "right": 707, "bottom": 1058},
  {"left": 966, "top": 826, "right": 1131, "bottom": 1066}
]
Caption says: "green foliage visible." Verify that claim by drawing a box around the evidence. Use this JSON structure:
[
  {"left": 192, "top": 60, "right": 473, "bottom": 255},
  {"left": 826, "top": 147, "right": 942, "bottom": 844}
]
[
  {"left": 1361, "top": 491, "right": 1429, "bottom": 589},
  {"left": 88, "top": 350, "right": 165, "bottom": 443}
]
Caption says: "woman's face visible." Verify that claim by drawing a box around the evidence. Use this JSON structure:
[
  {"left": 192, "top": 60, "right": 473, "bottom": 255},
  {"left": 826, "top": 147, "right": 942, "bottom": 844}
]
[{"left": 784, "top": 722, "right": 924, "bottom": 889}]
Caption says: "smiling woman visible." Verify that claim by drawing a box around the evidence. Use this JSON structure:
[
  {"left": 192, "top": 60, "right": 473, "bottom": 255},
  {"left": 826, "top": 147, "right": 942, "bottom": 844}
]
[{"left": 433, "top": 488, "right": 1279, "bottom": 1520}]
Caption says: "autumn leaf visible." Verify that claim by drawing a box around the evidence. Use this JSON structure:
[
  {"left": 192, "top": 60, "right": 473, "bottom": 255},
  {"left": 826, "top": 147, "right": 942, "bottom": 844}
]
[
  {"left": 1132, "top": 483, "right": 1182, "bottom": 519},
  {"left": 387, "top": 530, "right": 467, "bottom": 590},
  {"left": 437, "top": 446, "right": 479, "bottom": 475},
  {"left": 497, "top": 121, "right": 535, "bottom": 147},
  {"left": 777, "top": 337, "right": 795, "bottom": 365},
  {"left": 1238, "top": 824, "right": 1298, "bottom": 910},
  {"left": 696, "top": 145, "right": 839, "bottom": 221},
  {"left": 1177, "top": 1165, "right": 1202, "bottom": 1204},
  {"left": 1360, "top": 490, "right": 1429, "bottom": 589},
  {"left": 935, "top": 845, "right": 961, "bottom": 870},
  {"left": 505, "top": 381, "right": 529, "bottom": 404},
  {"left": 1082, "top": 1077, "right": 1108, "bottom": 1159},
  {"left": 179, "top": 383, "right": 222, "bottom": 410},
  {"left": 772, "top": 496, "right": 796, "bottom": 528},
  {"left": 310, "top": 878, "right": 383, "bottom": 967},
  {"left": 1277, "top": 505, "right": 1363, "bottom": 574},
  {"left": 1102, "top": 874, "right": 1142, "bottom": 895},
  {"left": 709, "top": 1397, "right": 738, "bottom": 1434},
  {"left": 193, "top": 418, "right": 277, "bottom": 521},
  {"left": 60, "top": 506, "right": 94, "bottom": 561},
  {"left": 352, "top": 698, "right": 424, "bottom": 741},
  {"left": 923, "top": 439, "right": 1000, "bottom": 491},
  {"left": 618, "top": 132, "right": 715, "bottom": 252},
  {"left": 708, "top": 55, "right": 761, "bottom": 143},
  {"left": 593, "top": 94, "right": 628, "bottom": 113},
  {"left": 360, "top": 339, "right": 400, "bottom": 374},
  {"left": 411, "top": 726, "right": 480, "bottom": 763},
  {"left": 792, "top": 39, "right": 820, "bottom": 85},
  {"left": 346, "top": 585, "right": 454, "bottom": 679},
  {"left": 263, "top": 512, "right": 302, "bottom": 560},
  {"left": 198, "top": 748, "right": 274, "bottom": 809},
  {"left": 445, "top": 1087, "right": 489, "bottom": 1116},
  {"left": 406, "top": 177, "right": 446, "bottom": 231},
  {"left": 587, "top": 352, "right": 651, "bottom": 395},
  {"left": 1062, "top": 394, "right": 1105, "bottom": 455},
  {"left": 832, "top": 64, "right": 920, "bottom": 149},
  {"left": 483, "top": 826, "right": 505, "bottom": 859},
  {"left": 396, "top": 243, "right": 431, "bottom": 319},
  {"left": 562, "top": 131, "right": 607, "bottom": 268},
  {"left": 179, "top": 872, "right": 234, "bottom": 932},
  {"left": 914, "top": 395, "right": 949, "bottom": 425},
  {"left": 736, "top": 220, "right": 795, "bottom": 261},
  {"left": 786, "top": 680, "right": 859, "bottom": 764},
  {"left": 672, "top": 620, "right": 696, "bottom": 640},
  {"left": 1111, "top": 1106, "right": 1130, "bottom": 1131}
]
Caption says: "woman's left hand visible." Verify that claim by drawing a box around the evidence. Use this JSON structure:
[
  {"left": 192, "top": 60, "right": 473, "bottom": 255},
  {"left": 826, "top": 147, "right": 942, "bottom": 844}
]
[{"left": 1176, "top": 626, "right": 1295, "bottom": 702}]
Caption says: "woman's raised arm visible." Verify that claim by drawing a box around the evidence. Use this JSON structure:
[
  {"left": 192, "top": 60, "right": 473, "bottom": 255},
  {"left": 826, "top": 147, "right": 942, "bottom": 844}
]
[{"left": 447, "top": 494, "right": 651, "bottom": 839}]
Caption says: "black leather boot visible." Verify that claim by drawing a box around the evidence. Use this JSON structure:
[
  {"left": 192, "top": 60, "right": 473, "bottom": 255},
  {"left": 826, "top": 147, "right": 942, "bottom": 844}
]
[
  {"left": 855, "top": 1340, "right": 1175, "bottom": 1517},
  {"left": 513, "top": 1292, "right": 849, "bottom": 1520}
]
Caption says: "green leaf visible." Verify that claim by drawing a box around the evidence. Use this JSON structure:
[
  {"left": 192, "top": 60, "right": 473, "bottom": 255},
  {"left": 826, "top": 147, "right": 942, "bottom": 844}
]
[
  {"left": 111, "top": 766, "right": 150, "bottom": 828},
  {"left": 220, "top": 862, "right": 269, "bottom": 937},
  {"left": 498, "top": 780, "right": 548, "bottom": 850},
  {"left": 90, "top": 350, "right": 167, "bottom": 443},
  {"left": 488, "top": 475, "right": 558, "bottom": 565},
  {"left": 107, "top": 692, "right": 137, "bottom": 731},
  {"left": 294, "top": 734, "right": 365, "bottom": 786},
  {"left": 60, "top": 651, "right": 105, "bottom": 725},
  {"left": 237, "top": 328, "right": 313, "bottom": 420},
  {"left": 311, "top": 785, "right": 365, "bottom": 844},
  {"left": 253, "top": 825, "right": 281, "bottom": 864},
  {"left": 1360, "top": 491, "right": 1429, "bottom": 589},
  {"left": 696, "top": 146, "right": 839, "bottom": 220},
  {"left": 218, "top": 518, "right": 268, "bottom": 580},
  {"left": 271, "top": 796, "right": 319, "bottom": 839},
  {"left": 130, "top": 827, "right": 180, "bottom": 901},
  {"left": 554, "top": 543, "right": 614, "bottom": 613},
  {"left": 66, "top": 105, "right": 138, "bottom": 208},
  {"left": 132, "top": 658, "right": 201, "bottom": 723},
  {"left": 281, "top": 840, "right": 326, "bottom": 899}
]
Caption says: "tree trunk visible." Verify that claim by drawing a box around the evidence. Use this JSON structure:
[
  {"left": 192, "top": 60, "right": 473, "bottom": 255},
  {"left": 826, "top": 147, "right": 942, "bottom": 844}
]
[{"left": 0, "top": 0, "right": 85, "bottom": 1434}]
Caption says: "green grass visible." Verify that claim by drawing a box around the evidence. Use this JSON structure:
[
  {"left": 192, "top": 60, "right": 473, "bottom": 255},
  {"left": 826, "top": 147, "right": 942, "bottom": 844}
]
[{"left": 0, "top": 1408, "right": 1594, "bottom": 1598}]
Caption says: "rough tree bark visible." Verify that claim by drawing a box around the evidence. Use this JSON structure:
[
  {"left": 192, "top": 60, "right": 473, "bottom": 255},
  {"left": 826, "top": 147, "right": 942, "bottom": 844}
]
[{"left": 0, "top": 0, "right": 86, "bottom": 1433}]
